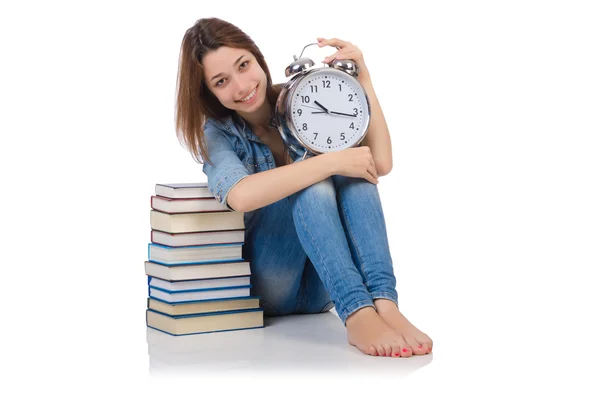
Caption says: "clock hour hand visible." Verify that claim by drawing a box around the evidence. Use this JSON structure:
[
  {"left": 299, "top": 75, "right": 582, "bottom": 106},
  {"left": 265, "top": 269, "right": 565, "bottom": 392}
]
[
  {"left": 330, "top": 111, "right": 357, "bottom": 117},
  {"left": 313, "top": 100, "right": 330, "bottom": 114}
]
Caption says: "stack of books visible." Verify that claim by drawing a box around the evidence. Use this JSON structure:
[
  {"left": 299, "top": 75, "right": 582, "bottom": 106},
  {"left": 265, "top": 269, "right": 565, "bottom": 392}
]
[{"left": 145, "top": 182, "right": 264, "bottom": 336}]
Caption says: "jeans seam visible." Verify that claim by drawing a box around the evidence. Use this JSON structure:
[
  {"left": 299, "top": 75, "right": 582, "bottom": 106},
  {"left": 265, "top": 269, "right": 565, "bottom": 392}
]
[
  {"left": 295, "top": 192, "right": 347, "bottom": 312},
  {"left": 338, "top": 299, "right": 375, "bottom": 325},
  {"left": 339, "top": 180, "right": 368, "bottom": 278},
  {"left": 371, "top": 291, "right": 398, "bottom": 306}
]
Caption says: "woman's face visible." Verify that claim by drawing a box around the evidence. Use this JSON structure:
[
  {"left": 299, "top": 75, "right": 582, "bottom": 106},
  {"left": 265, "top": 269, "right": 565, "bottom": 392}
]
[{"left": 202, "top": 46, "right": 268, "bottom": 115}]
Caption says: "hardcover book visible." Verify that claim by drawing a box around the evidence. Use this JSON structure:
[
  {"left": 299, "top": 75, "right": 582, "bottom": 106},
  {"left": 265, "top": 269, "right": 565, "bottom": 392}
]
[
  {"left": 150, "top": 210, "right": 244, "bottom": 233},
  {"left": 155, "top": 183, "right": 213, "bottom": 199},
  {"left": 145, "top": 260, "right": 251, "bottom": 281},
  {"left": 148, "top": 242, "right": 243, "bottom": 265},
  {"left": 146, "top": 307, "right": 264, "bottom": 336}
]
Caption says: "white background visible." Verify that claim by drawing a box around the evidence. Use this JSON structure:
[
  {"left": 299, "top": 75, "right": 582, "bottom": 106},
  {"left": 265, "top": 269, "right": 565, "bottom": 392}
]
[{"left": 1, "top": 0, "right": 599, "bottom": 394}]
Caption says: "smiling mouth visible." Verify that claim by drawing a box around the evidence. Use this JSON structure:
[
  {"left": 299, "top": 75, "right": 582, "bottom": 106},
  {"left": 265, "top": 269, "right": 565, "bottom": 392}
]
[{"left": 235, "top": 85, "right": 258, "bottom": 103}]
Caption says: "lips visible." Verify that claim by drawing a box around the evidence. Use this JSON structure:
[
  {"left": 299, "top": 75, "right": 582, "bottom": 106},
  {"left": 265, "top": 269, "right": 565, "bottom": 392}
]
[{"left": 236, "top": 85, "right": 258, "bottom": 103}]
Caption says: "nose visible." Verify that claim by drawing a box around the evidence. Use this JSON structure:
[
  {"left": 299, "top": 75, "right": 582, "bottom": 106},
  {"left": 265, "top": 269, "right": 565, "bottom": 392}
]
[{"left": 232, "top": 76, "right": 252, "bottom": 98}]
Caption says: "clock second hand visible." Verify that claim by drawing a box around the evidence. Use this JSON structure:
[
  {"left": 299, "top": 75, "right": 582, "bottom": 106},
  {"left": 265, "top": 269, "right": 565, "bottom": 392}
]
[{"left": 301, "top": 104, "right": 323, "bottom": 111}]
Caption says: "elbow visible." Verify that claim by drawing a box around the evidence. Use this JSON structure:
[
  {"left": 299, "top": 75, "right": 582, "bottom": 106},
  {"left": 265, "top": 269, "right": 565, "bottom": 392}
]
[
  {"left": 377, "top": 162, "right": 393, "bottom": 177},
  {"left": 227, "top": 186, "right": 246, "bottom": 213}
]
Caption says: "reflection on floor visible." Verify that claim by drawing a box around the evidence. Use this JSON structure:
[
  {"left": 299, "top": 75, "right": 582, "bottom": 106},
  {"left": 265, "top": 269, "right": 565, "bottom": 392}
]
[{"left": 147, "top": 309, "right": 433, "bottom": 377}]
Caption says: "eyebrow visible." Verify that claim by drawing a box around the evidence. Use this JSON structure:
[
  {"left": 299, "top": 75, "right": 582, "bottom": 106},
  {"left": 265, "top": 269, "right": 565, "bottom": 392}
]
[{"left": 210, "top": 55, "right": 246, "bottom": 82}]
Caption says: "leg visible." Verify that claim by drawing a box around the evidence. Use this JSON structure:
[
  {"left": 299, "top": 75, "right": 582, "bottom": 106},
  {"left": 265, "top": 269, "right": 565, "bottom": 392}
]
[
  {"left": 290, "top": 176, "right": 406, "bottom": 357},
  {"left": 332, "top": 174, "right": 398, "bottom": 305},
  {"left": 294, "top": 257, "right": 335, "bottom": 315},
  {"left": 243, "top": 196, "right": 307, "bottom": 316},
  {"left": 333, "top": 174, "right": 433, "bottom": 356}
]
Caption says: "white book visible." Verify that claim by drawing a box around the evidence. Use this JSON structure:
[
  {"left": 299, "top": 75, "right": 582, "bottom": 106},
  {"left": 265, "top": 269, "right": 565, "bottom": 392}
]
[
  {"left": 155, "top": 183, "right": 213, "bottom": 199},
  {"left": 151, "top": 230, "right": 245, "bottom": 247}
]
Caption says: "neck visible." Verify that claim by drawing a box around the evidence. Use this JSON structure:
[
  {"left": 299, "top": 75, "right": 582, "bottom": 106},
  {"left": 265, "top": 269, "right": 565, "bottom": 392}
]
[{"left": 237, "top": 98, "right": 273, "bottom": 133}]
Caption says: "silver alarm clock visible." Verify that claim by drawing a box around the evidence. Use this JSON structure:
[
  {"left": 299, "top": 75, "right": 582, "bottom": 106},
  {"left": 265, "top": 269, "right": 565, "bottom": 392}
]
[{"left": 274, "top": 42, "right": 371, "bottom": 161}]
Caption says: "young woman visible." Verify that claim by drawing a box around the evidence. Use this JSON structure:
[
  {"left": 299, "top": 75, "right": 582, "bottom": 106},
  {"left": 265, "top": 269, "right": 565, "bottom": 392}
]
[{"left": 175, "top": 17, "right": 433, "bottom": 358}]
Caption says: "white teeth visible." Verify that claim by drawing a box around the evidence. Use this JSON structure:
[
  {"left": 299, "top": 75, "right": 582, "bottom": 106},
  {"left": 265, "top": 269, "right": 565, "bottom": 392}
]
[{"left": 238, "top": 87, "right": 257, "bottom": 102}]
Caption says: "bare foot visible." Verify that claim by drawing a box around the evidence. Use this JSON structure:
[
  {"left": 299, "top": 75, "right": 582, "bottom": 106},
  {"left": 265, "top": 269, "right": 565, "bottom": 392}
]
[
  {"left": 345, "top": 306, "right": 414, "bottom": 357},
  {"left": 374, "top": 299, "right": 433, "bottom": 356}
]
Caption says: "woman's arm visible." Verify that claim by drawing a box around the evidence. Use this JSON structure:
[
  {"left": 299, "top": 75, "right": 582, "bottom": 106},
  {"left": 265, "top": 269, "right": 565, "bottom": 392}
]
[
  {"left": 318, "top": 37, "right": 393, "bottom": 176},
  {"left": 357, "top": 71, "right": 393, "bottom": 176},
  {"left": 228, "top": 154, "right": 335, "bottom": 213}
]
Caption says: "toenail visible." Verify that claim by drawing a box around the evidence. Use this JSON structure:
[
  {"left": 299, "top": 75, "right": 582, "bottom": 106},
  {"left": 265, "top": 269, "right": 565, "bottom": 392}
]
[
  {"left": 418, "top": 345, "right": 422, "bottom": 348},
  {"left": 402, "top": 348, "right": 409, "bottom": 353},
  {"left": 394, "top": 353, "right": 400, "bottom": 357}
]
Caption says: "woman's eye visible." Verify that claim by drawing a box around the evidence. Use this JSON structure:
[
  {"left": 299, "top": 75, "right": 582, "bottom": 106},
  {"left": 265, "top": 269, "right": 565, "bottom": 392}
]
[
  {"left": 216, "top": 79, "right": 225, "bottom": 87},
  {"left": 240, "top": 61, "right": 249, "bottom": 69}
]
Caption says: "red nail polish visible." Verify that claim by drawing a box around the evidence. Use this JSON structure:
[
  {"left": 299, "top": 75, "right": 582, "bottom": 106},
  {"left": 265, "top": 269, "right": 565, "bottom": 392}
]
[
  {"left": 402, "top": 348, "right": 409, "bottom": 353},
  {"left": 394, "top": 353, "right": 400, "bottom": 357}
]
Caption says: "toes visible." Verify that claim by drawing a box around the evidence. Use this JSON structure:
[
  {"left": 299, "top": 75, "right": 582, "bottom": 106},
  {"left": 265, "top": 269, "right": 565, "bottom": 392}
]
[
  {"left": 391, "top": 342, "right": 402, "bottom": 358},
  {"left": 382, "top": 343, "right": 393, "bottom": 357},
  {"left": 376, "top": 345, "right": 386, "bottom": 357},
  {"left": 396, "top": 336, "right": 412, "bottom": 357},
  {"left": 367, "top": 345, "right": 378, "bottom": 356},
  {"left": 404, "top": 335, "right": 428, "bottom": 355},
  {"left": 415, "top": 334, "right": 433, "bottom": 353}
]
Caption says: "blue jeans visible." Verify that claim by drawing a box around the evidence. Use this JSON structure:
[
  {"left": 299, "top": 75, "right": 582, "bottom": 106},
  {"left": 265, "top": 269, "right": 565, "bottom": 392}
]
[{"left": 242, "top": 174, "right": 398, "bottom": 326}]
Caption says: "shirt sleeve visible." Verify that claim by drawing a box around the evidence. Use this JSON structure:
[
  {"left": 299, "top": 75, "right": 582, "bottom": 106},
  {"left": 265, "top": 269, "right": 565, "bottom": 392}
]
[{"left": 202, "top": 123, "right": 251, "bottom": 211}]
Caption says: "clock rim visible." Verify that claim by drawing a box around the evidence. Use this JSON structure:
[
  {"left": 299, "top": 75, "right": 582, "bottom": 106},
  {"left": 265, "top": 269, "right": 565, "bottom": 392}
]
[{"left": 277, "top": 67, "right": 371, "bottom": 157}]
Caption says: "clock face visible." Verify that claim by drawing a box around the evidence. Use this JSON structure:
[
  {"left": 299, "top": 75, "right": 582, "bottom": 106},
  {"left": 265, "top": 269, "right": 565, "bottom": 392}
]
[{"left": 289, "top": 68, "right": 369, "bottom": 152}]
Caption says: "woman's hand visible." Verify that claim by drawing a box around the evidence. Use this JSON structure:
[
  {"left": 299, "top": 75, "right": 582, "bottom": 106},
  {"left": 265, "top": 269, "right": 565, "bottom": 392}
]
[
  {"left": 325, "top": 146, "right": 379, "bottom": 185},
  {"left": 317, "top": 37, "right": 370, "bottom": 80}
]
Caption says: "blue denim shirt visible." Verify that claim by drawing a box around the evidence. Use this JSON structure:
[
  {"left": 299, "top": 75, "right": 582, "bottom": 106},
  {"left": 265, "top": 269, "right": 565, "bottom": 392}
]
[{"left": 202, "top": 115, "right": 301, "bottom": 220}]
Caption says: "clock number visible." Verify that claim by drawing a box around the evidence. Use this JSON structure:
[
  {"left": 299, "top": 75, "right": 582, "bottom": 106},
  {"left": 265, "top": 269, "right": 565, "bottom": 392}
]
[
  {"left": 353, "top": 108, "right": 358, "bottom": 116},
  {"left": 301, "top": 96, "right": 310, "bottom": 103},
  {"left": 302, "top": 123, "right": 308, "bottom": 131},
  {"left": 327, "top": 136, "right": 332, "bottom": 144},
  {"left": 296, "top": 109, "right": 302, "bottom": 116},
  {"left": 338, "top": 84, "right": 342, "bottom": 91},
  {"left": 322, "top": 80, "right": 331, "bottom": 88},
  {"left": 313, "top": 133, "right": 318, "bottom": 140},
  {"left": 340, "top": 132, "right": 346, "bottom": 140},
  {"left": 348, "top": 94, "right": 353, "bottom": 102},
  {"left": 310, "top": 85, "right": 318, "bottom": 93},
  {"left": 349, "top": 122, "right": 354, "bottom": 129}
]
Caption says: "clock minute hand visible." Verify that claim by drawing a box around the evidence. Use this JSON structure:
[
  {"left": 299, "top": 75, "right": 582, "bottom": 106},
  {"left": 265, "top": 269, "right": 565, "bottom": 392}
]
[
  {"left": 313, "top": 100, "right": 330, "bottom": 114},
  {"left": 330, "top": 111, "right": 357, "bottom": 117}
]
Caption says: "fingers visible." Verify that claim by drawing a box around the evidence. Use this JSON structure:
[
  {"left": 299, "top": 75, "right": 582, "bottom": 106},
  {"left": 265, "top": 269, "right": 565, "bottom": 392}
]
[
  {"left": 317, "top": 37, "right": 348, "bottom": 48},
  {"left": 323, "top": 50, "right": 354, "bottom": 64}
]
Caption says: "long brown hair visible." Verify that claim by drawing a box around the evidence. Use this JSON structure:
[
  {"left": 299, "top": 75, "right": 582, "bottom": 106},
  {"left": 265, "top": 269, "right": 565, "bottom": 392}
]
[{"left": 175, "top": 17, "right": 280, "bottom": 165}]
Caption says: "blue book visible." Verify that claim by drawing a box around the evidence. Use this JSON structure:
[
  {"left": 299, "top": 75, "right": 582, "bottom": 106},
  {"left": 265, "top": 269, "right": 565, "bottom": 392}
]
[
  {"left": 149, "top": 284, "right": 251, "bottom": 303},
  {"left": 148, "top": 275, "right": 251, "bottom": 292},
  {"left": 146, "top": 307, "right": 265, "bottom": 336}
]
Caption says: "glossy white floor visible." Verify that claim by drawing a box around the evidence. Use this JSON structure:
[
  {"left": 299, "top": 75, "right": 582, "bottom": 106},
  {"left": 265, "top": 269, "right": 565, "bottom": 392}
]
[{"left": 146, "top": 309, "right": 433, "bottom": 377}]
